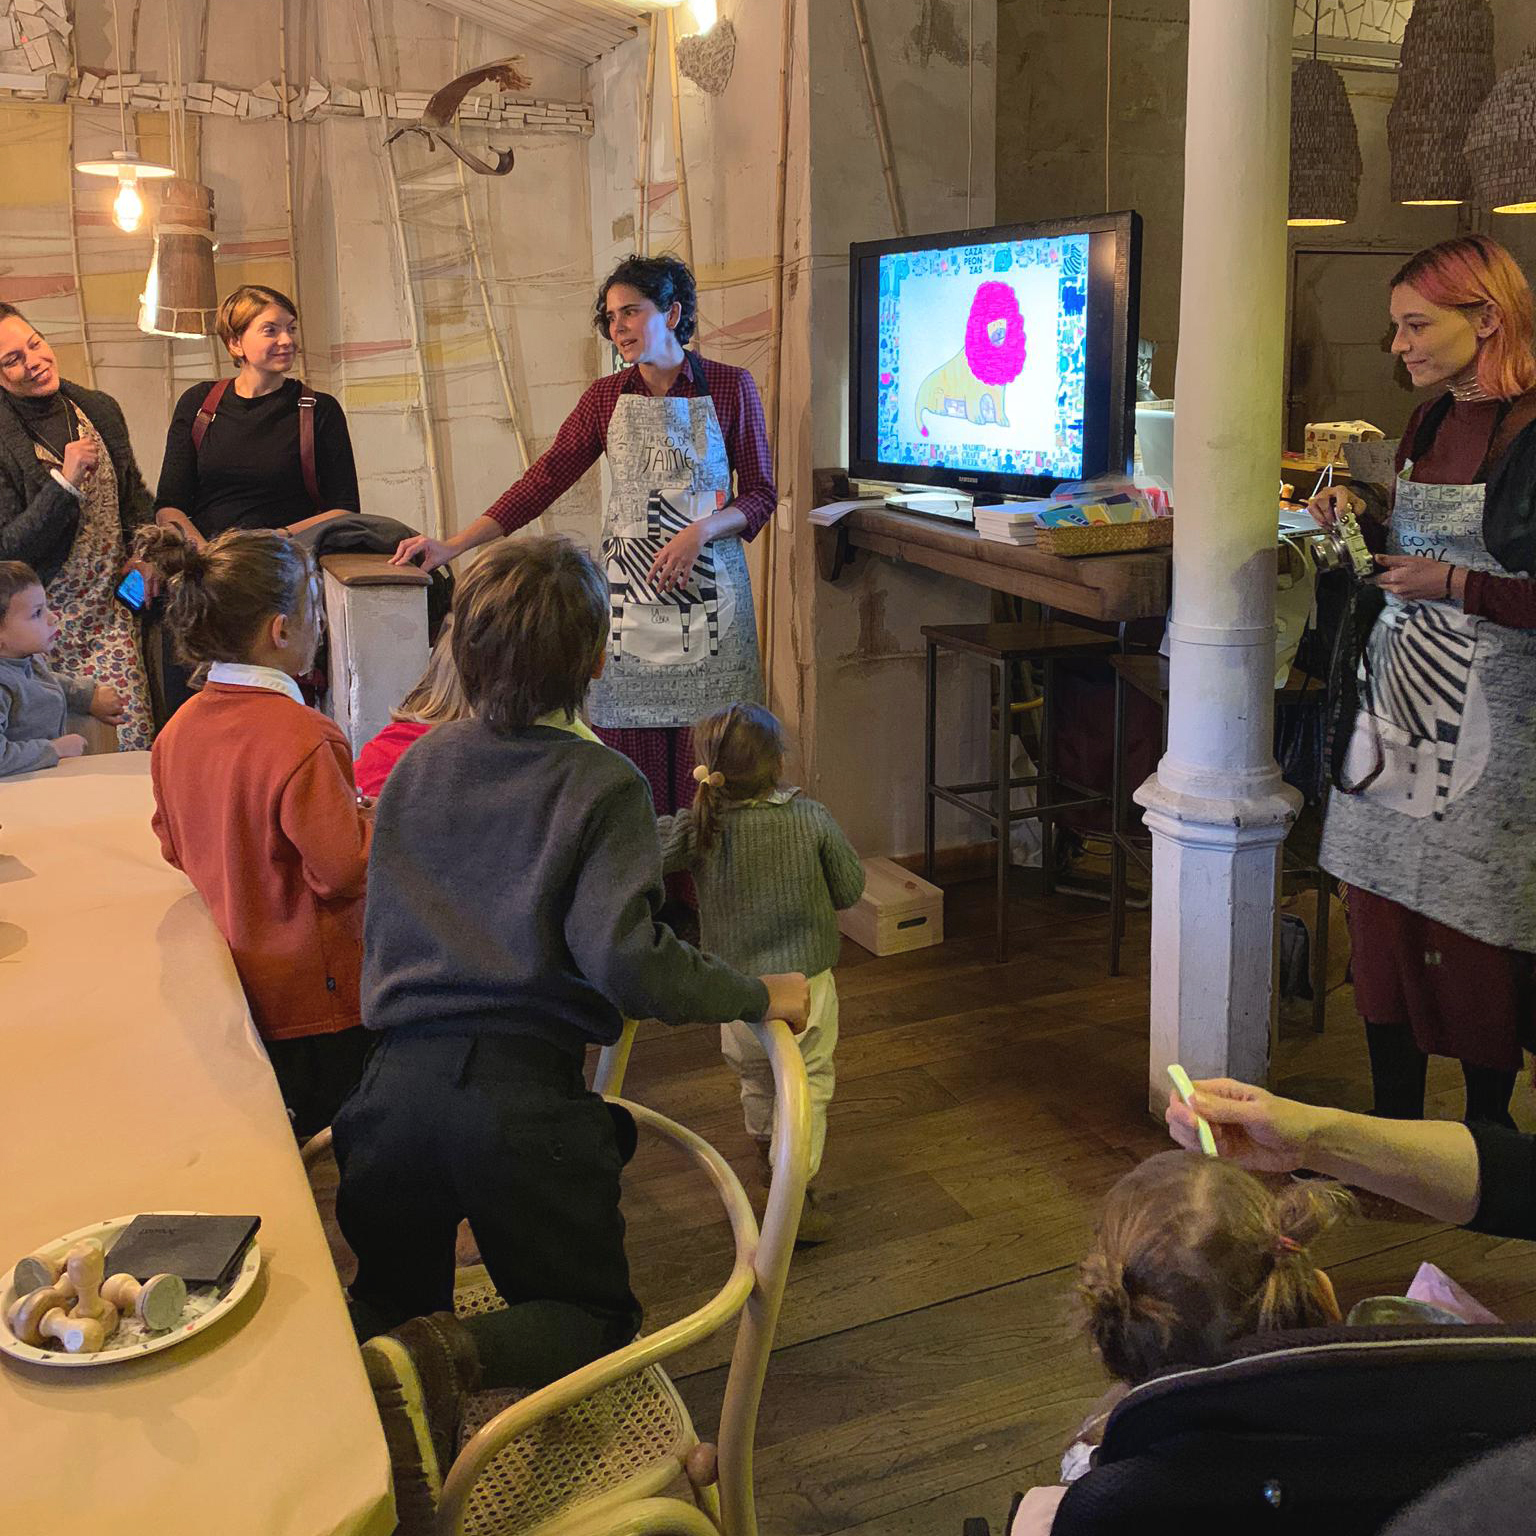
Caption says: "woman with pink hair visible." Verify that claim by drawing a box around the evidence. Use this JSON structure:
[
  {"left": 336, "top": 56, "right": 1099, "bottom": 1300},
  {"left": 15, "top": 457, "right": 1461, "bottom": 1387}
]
[{"left": 1308, "top": 234, "right": 1536, "bottom": 1129}]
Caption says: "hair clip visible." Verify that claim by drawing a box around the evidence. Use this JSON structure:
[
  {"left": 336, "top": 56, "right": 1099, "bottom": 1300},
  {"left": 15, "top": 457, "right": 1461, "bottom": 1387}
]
[{"left": 692, "top": 764, "right": 725, "bottom": 788}]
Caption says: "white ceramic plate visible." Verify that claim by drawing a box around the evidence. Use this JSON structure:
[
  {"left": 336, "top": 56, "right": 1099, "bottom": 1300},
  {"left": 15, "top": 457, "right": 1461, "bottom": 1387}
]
[{"left": 0, "top": 1211, "right": 261, "bottom": 1369}]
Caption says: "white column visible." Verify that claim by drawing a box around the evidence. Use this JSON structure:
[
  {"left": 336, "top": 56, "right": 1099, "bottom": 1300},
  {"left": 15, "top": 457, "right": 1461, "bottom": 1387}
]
[{"left": 1135, "top": 0, "right": 1301, "bottom": 1106}]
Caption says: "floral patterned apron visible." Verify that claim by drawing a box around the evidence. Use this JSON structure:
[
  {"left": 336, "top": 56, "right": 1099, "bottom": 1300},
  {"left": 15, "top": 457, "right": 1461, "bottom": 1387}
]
[{"left": 34, "top": 401, "right": 153, "bottom": 750}]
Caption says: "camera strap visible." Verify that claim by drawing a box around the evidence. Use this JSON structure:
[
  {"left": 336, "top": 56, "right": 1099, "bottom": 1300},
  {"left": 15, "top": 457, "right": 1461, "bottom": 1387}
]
[{"left": 1324, "top": 581, "right": 1387, "bottom": 796}]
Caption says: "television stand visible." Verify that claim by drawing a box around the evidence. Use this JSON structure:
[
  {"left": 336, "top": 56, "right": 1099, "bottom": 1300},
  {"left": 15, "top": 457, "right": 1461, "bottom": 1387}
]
[{"left": 881, "top": 489, "right": 973, "bottom": 522}]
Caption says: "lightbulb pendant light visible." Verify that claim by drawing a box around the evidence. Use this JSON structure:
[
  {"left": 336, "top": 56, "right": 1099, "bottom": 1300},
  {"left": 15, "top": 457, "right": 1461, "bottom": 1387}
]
[
  {"left": 1466, "top": 45, "right": 1536, "bottom": 215},
  {"left": 73, "top": 0, "right": 173, "bottom": 229},
  {"left": 1389, "top": 0, "right": 1495, "bottom": 207}
]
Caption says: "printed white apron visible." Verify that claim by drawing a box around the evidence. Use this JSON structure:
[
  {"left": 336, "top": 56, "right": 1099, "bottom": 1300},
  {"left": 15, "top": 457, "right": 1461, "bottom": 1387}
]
[
  {"left": 587, "top": 355, "right": 763, "bottom": 729},
  {"left": 1319, "top": 464, "right": 1536, "bottom": 951}
]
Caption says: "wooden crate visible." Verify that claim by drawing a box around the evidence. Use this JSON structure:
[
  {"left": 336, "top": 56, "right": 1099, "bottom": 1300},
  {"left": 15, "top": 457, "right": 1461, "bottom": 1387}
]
[{"left": 838, "top": 858, "right": 944, "bottom": 956}]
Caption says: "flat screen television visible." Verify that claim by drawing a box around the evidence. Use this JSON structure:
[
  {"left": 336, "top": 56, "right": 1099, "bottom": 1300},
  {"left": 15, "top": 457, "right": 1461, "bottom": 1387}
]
[{"left": 848, "top": 210, "right": 1142, "bottom": 508}]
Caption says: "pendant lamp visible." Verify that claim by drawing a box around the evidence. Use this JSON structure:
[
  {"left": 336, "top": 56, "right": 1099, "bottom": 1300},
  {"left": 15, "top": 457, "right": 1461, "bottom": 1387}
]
[
  {"left": 1388, "top": 0, "right": 1494, "bottom": 206},
  {"left": 1465, "top": 46, "right": 1536, "bottom": 215},
  {"left": 74, "top": 0, "right": 172, "bottom": 232},
  {"left": 139, "top": 178, "right": 218, "bottom": 339},
  {"left": 1289, "top": 58, "right": 1362, "bottom": 227}
]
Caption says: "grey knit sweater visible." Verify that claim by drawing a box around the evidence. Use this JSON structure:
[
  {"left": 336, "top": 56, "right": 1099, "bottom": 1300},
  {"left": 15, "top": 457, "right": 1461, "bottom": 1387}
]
[
  {"left": 364, "top": 717, "right": 769, "bottom": 1051},
  {"left": 658, "top": 789, "right": 865, "bottom": 976},
  {"left": 0, "top": 653, "right": 92, "bottom": 777}
]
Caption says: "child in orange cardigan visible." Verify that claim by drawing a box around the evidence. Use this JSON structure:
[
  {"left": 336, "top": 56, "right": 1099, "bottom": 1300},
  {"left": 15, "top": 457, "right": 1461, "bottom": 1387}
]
[{"left": 140, "top": 525, "right": 373, "bottom": 1137}]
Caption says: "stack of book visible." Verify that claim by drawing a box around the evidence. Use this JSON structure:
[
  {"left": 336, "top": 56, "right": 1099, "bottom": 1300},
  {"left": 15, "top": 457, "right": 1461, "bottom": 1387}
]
[{"left": 973, "top": 504, "right": 1040, "bottom": 545}]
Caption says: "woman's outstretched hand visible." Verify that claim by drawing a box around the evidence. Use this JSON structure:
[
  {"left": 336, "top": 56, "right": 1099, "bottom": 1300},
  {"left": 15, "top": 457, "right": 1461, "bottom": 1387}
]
[
  {"left": 392, "top": 535, "right": 455, "bottom": 573},
  {"left": 1165, "top": 1077, "right": 1325, "bottom": 1173}
]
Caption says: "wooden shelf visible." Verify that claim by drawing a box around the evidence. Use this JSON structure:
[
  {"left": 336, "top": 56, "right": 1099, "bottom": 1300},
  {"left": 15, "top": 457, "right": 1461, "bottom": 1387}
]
[{"left": 816, "top": 504, "right": 1170, "bottom": 622}]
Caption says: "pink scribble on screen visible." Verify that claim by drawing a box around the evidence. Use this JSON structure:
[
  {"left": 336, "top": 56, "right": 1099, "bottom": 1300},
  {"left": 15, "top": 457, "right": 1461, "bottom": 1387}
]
[{"left": 965, "top": 281, "right": 1027, "bottom": 387}]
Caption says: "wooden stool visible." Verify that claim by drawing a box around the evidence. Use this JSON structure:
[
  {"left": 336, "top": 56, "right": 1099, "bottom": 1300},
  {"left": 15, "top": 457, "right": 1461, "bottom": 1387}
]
[
  {"left": 1107, "top": 655, "right": 1331, "bottom": 1030},
  {"left": 923, "top": 621, "right": 1118, "bottom": 961}
]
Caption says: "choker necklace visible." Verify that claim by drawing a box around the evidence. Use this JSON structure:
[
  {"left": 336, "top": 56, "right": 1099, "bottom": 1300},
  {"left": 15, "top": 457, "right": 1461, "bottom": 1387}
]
[{"left": 1449, "top": 375, "right": 1493, "bottom": 403}]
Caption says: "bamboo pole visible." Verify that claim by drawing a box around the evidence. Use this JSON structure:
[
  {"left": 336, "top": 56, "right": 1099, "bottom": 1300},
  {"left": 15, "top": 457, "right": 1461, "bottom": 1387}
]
[
  {"left": 664, "top": 7, "right": 695, "bottom": 269},
  {"left": 636, "top": 15, "right": 658, "bottom": 254},
  {"left": 62, "top": 7, "right": 96, "bottom": 387},
  {"left": 761, "top": 0, "right": 796, "bottom": 675},
  {"left": 848, "top": 0, "right": 907, "bottom": 236},
  {"left": 452, "top": 15, "right": 531, "bottom": 473},
  {"left": 356, "top": 0, "right": 448, "bottom": 538},
  {"left": 278, "top": 0, "right": 305, "bottom": 376}
]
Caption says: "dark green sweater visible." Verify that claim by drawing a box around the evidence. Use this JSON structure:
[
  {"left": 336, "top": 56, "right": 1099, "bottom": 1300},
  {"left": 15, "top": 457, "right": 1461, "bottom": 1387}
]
[
  {"left": 363, "top": 716, "right": 769, "bottom": 1051},
  {"left": 659, "top": 790, "right": 866, "bottom": 976}
]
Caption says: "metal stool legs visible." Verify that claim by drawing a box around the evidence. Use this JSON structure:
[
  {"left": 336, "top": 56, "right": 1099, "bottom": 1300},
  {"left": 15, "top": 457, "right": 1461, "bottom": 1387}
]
[{"left": 924, "top": 639, "right": 938, "bottom": 884}]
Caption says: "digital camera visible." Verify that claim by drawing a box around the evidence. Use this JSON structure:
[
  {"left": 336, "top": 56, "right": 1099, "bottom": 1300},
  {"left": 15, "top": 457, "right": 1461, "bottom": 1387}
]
[{"left": 1290, "top": 509, "right": 1376, "bottom": 581}]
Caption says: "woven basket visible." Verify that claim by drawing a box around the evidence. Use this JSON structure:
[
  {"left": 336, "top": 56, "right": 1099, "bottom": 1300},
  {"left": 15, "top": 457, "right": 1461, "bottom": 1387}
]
[
  {"left": 1466, "top": 45, "right": 1536, "bottom": 213},
  {"left": 1289, "top": 58, "right": 1362, "bottom": 226},
  {"left": 1388, "top": 0, "right": 1495, "bottom": 206},
  {"left": 1035, "top": 519, "right": 1173, "bottom": 558}
]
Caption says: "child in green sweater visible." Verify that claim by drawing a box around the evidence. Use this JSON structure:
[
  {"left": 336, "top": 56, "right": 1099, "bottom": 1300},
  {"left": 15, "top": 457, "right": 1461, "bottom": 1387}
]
[{"left": 659, "top": 702, "right": 865, "bottom": 1243}]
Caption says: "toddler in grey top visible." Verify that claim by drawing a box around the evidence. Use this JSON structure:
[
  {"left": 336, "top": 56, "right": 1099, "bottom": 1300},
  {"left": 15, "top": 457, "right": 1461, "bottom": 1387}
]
[
  {"left": 0, "top": 560, "right": 122, "bottom": 777},
  {"left": 660, "top": 702, "right": 865, "bottom": 1241}
]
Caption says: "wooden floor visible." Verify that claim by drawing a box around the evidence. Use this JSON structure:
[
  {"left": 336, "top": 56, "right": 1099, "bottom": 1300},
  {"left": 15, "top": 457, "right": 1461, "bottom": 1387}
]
[
  {"left": 314, "top": 872, "right": 1536, "bottom": 1535},
  {"left": 615, "top": 875, "right": 1536, "bottom": 1536}
]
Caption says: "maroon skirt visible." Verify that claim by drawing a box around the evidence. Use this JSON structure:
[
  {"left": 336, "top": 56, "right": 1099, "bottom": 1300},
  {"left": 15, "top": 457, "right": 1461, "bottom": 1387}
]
[{"left": 1346, "top": 885, "right": 1536, "bottom": 1072}]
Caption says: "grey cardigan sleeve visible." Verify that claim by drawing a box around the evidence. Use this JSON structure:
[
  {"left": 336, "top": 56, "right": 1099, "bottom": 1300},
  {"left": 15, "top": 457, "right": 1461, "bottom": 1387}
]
[
  {"left": 0, "top": 466, "right": 81, "bottom": 574},
  {"left": 565, "top": 776, "right": 768, "bottom": 1026},
  {"left": 817, "top": 805, "right": 867, "bottom": 911},
  {"left": 655, "top": 809, "right": 699, "bottom": 877}
]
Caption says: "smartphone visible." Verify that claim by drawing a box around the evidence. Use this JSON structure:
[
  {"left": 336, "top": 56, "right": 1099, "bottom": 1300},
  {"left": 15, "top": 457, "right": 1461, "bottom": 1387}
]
[{"left": 114, "top": 566, "right": 147, "bottom": 614}]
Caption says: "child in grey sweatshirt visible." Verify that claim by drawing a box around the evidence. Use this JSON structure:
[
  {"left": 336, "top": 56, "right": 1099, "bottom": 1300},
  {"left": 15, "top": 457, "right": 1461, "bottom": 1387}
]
[{"left": 0, "top": 561, "right": 122, "bottom": 776}]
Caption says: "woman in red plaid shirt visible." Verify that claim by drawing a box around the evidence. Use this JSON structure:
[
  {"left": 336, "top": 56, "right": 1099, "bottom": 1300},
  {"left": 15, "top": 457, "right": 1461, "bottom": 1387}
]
[{"left": 394, "top": 255, "right": 775, "bottom": 817}]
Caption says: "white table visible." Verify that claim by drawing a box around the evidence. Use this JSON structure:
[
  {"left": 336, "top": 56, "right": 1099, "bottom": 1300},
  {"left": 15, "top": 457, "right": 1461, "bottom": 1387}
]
[{"left": 0, "top": 754, "right": 393, "bottom": 1536}]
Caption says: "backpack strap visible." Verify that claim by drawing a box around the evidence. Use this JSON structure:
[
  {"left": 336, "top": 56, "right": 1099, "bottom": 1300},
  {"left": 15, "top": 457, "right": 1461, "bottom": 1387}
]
[
  {"left": 190, "top": 376, "right": 232, "bottom": 452},
  {"left": 192, "top": 376, "right": 323, "bottom": 511},
  {"left": 296, "top": 382, "right": 321, "bottom": 511}
]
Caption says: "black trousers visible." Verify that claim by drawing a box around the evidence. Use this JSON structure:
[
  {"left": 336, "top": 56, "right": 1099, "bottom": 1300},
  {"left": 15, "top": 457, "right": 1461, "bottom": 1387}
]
[
  {"left": 266, "top": 1025, "right": 373, "bottom": 1142},
  {"left": 1365, "top": 1021, "right": 1518, "bottom": 1129},
  {"left": 333, "top": 1032, "right": 642, "bottom": 1390}
]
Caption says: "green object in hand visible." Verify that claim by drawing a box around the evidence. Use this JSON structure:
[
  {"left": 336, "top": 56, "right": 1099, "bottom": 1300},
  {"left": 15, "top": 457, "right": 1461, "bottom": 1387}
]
[{"left": 1167, "top": 1064, "right": 1219, "bottom": 1157}]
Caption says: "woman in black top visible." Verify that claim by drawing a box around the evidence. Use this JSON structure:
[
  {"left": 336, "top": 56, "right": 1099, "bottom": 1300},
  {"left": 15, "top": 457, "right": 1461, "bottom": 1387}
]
[
  {"left": 154, "top": 284, "right": 360, "bottom": 545},
  {"left": 0, "top": 303, "right": 156, "bottom": 746}
]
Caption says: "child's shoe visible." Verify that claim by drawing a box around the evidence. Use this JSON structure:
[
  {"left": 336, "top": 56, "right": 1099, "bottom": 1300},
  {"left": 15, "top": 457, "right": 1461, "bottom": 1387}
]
[
  {"left": 753, "top": 1136, "right": 833, "bottom": 1246},
  {"left": 793, "top": 1185, "right": 834, "bottom": 1247},
  {"left": 362, "top": 1310, "right": 482, "bottom": 1534}
]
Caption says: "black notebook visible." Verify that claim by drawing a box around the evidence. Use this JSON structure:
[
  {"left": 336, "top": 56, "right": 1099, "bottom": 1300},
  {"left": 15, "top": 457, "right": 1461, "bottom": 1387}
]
[{"left": 104, "top": 1214, "right": 261, "bottom": 1291}]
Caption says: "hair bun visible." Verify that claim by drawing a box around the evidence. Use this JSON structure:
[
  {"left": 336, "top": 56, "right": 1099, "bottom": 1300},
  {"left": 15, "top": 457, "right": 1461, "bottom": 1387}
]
[{"left": 132, "top": 524, "right": 205, "bottom": 582}]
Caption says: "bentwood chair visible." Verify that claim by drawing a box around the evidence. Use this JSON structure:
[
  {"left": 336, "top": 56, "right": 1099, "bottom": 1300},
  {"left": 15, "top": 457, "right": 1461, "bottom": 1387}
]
[{"left": 435, "top": 1015, "right": 810, "bottom": 1536}]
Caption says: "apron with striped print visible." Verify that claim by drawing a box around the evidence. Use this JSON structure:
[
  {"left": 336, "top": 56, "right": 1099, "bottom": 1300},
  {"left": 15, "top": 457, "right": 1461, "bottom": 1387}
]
[
  {"left": 1320, "top": 467, "right": 1536, "bottom": 951},
  {"left": 587, "top": 354, "right": 762, "bottom": 729}
]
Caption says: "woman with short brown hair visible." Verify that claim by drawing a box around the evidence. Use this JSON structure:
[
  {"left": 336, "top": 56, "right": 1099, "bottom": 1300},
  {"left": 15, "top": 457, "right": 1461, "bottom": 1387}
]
[{"left": 155, "top": 284, "right": 361, "bottom": 547}]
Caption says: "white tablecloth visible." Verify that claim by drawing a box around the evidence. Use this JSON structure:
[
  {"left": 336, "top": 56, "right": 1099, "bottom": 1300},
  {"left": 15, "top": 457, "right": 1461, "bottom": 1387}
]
[{"left": 0, "top": 753, "right": 393, "bottom": 1536}]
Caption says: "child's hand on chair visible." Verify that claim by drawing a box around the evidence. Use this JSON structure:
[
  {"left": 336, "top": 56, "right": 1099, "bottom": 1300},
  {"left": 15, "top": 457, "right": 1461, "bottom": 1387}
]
[{"left": 761, "top": 972, "right": 810, "bottom": 1034}]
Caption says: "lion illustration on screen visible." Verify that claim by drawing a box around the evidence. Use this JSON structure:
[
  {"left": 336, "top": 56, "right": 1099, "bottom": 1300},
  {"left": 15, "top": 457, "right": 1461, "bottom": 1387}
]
[{"left": 915, "top": 280, "right": 1028, "bottom": 437}]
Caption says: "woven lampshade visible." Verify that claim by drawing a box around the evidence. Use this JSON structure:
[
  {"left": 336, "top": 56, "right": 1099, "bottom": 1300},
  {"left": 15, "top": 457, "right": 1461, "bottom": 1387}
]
[
  {"left": 1290, "top": 58, "right": 1362, "bottom": 227},
  {"left": 1388, "top": 0, "right": 1494, "bottom": 205},
  {"left": 138, "top": 178, "right": 218, "bottom": 339},
  {"left": 1466, "top": 45, "right": 1536, "bottom": 214}
]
